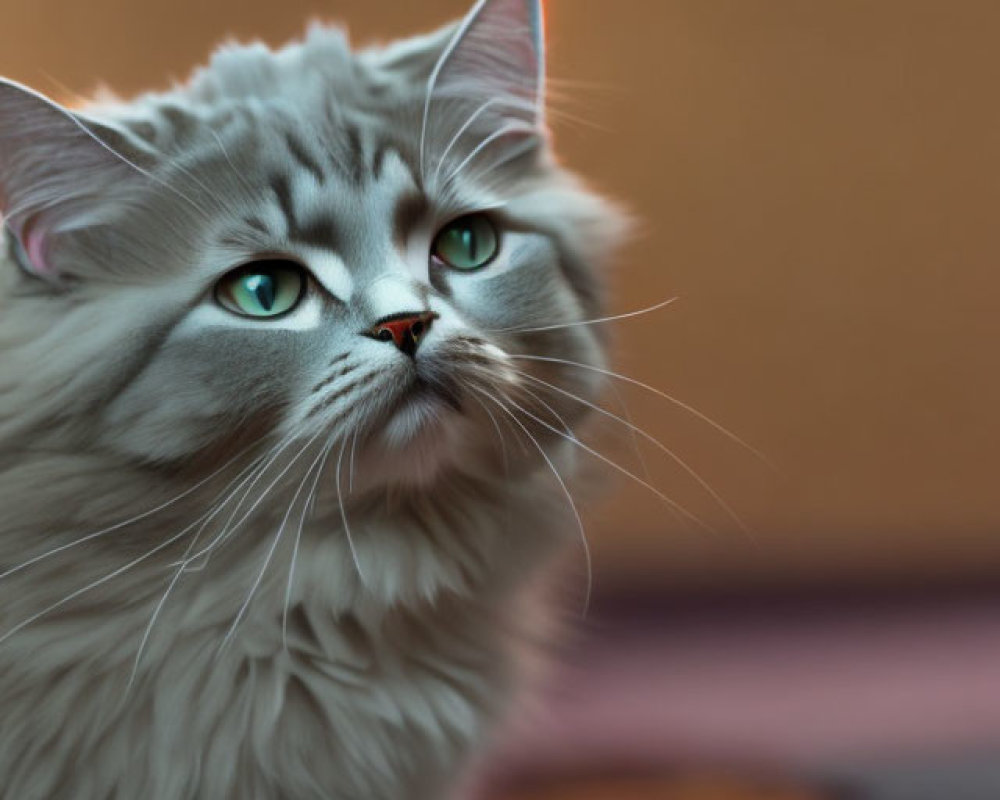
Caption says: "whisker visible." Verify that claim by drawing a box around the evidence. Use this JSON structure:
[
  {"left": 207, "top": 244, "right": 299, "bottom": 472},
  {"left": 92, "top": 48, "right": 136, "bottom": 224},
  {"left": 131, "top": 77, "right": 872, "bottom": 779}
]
[
  {"left": 0, "top": 441, "right": 261, "bottom": 583},
  {"left": 607, "top": 378, "right": 654, "bottom": 483},
  {"left": 489, "top": 297, "right": 678, "bottom": 335},
  {"left": 218, "top": 431, "right": 328, "bottom": 653},
  {"left": 178, "top": 452, "right": 281, "bottom": 575},
  {"left": 471, "top": 393, "right": 510, "bottom": 477},
  {"left": 443, "top": 121, "right": 537, "bottom": 188},
  {"left": 282, "top": 436, "right": 338, "bottom": 651},
  {"left": 508, "top": 354, "right": 772, "bottom": 467},
  {"left": 430, "top": 95, "right": 540, "bottom": 190},
  {"left": 504, "top": 397, "right": 716, "bottom": 534},
  {"left": 0, "top": 503, "right": 227, "bottom": 649},
  {"left": 125, "top": 451, "right": 271, "bottom": 690},
  {"left": 348, "top": 428, "right": 360, "bottom": 494},
  {"left": 475, "top": 389, "right": 592, "bottom": 616},
  {"left": 509, "top": 382, "right": 574, "bottom": 438},
  {"left": 516, "top": 369, "right": 752, "bottom": 537},
  {"left": 5, "top": 92, "right": 216, "bottom": 220},
  {"left": 517, "top": 379, "right": 690, "bottom": 530},
  {"left": 207, "top": 128, "right": 257, "bottom": 202},
  {"left": 178, "top": 435, "right": 304, "bottom": 565},
  {"left": 334, "top": 437, "right": 366, "bottom": 585}
]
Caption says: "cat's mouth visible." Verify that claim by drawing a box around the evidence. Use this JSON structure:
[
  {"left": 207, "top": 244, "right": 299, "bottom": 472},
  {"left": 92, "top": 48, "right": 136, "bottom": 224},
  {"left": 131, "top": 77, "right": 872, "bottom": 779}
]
[
  {"left": 355, "top": 371, "right": 471, "bottom": 487},
  {"left": 364, "top": 340, "right": 512, "bottom": 466},
  {"left": 373, "top": 372, "right": 465, "bottom": 447},
  {"left": 407, "top": 375, "right": 463, "bottom": 414}
]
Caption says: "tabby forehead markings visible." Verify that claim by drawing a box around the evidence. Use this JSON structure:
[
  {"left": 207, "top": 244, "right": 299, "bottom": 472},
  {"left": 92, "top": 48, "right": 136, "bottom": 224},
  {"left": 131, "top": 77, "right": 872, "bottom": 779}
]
[
  {"left": 282, "top": 130, "right": 326, "bottom": 185},
  {"left": 290, "top": 216, "right": 341, "bottom": 252},
  {"left": 218, "top": 233, "right": 251, "bottom": 249},
  {"left": 371, "top": 140, "right": 390, "bottom": 181},
  {"left": 267, "top": 171, "right": 344, "bottom": 251},
  {"left": 344, "top": 124, "right": 365, "bottom": 186},
  {"left": 393, "top": 192, "right": 430, "bottom": 249},
  {"left": 157, "top": 104, "right": 202, "bottom": 150},
  {"left": 243, "top": 216, "right": 269, "bottom": 236}
]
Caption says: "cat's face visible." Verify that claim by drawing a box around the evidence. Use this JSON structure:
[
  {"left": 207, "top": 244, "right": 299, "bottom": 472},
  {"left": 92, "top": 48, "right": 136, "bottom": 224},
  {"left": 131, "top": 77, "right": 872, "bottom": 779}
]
[{"left": 0, "top": 1, "right": 621, "bottom": 495}]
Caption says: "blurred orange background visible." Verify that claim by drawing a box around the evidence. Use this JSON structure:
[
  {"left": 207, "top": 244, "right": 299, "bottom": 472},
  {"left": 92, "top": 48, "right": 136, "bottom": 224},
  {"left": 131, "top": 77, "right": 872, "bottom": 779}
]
[{"left": 3, "top": 0, "right": 999, "bottom": 594}]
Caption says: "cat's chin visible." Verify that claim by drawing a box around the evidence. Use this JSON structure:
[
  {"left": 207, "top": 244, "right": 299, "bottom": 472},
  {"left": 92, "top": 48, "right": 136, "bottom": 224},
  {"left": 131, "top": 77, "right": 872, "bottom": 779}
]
[{"left": 370, "top": 385, "right": 467, "bottom": 487}]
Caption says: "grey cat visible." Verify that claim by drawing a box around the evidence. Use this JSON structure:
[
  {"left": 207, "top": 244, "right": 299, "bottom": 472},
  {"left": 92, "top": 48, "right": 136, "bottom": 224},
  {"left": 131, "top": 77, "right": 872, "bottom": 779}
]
[{"left": 0, "top": 0, "right": 622, "bottom": 796}]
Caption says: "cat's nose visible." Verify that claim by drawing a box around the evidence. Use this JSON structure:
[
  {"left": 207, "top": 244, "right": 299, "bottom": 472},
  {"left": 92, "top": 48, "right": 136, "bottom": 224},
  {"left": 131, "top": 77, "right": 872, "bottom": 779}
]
[{"left": 366, "top": 311, "right": 438, "bottom": 358}]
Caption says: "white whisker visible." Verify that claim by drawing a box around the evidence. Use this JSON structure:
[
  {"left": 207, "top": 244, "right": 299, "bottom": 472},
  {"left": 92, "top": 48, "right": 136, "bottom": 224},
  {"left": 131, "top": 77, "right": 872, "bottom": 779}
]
[
  {"left": 219, "top": 431, "right": 327, "bottom": 654},
  {"left": 505, "top": 397, "right": 716, "bottom": 534},
  {"left": 443, "top": 121, "right": 537, "bottom": 187},
  {"left": 0, "top": 508, "right": 222, "bottom": 649},
  {"left": 517, "top": 369, "right": 752, "bottom": 537},
  {"left": 126, "top": 452, "right": 271, "bottom": 690},
  {"left": 282, "top": 436, "right": 338, "bottom": 651},
  {"left": 334, "top": 437, "right": 366, "bottom": 585},
  {"left": 607, "top": 379, "right": 654, "bottom": 482},
  {"left": 348, "top": 428, "right": 360, "bottom": 495},
  {"left": 418, "top": 0, "right": 487, "bottom": 180},
  {"left": 179, "top": 450, "right": 281, "bottom": 575},
  {"left": 0, "top": 441, "right": 261, "bottom": 584},
  {"left": 208, "top": 129, "right": 258, "bottom": 202},
  {"left": 510, "top": 383, "right": 574, "bottom": 437},
  {"left": 179, "top": 435, "right": 303, "bottom": 565},
  {"left": 475, "top": 388, "right": 592, "bottom": 616},
  {"left": 431, "top": 96, "right": 539, "bottom": 190},
  {"left": 490, "top": 297, "right": 678, "bottom": 335},
  {"left": 63, "top": 104, "right": 212, "bottom": 218},
  {"left": 471, "top": 393, "right": 510, "bottom": 477},
  {"left": 509, "top": 354, "right": 772, "bottom": 467}
]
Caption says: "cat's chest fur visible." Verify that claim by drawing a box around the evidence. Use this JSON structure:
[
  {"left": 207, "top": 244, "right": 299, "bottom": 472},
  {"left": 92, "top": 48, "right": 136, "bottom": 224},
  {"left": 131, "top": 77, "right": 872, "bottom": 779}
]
[{"left": 0, "top": 472, "right": 558, "bottom": 800}]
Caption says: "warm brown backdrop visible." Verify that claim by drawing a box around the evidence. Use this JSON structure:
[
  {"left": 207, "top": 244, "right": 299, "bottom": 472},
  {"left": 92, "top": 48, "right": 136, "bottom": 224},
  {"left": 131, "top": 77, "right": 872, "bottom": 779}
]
[{"left": 4, "top": 1, "right": 998, "bottom": 590}]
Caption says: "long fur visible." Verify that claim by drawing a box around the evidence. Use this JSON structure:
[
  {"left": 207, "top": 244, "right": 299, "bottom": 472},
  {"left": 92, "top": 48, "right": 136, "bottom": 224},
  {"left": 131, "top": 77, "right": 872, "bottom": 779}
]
[{"left": 0, "top": 1, "right": 623, "bottom": 797}]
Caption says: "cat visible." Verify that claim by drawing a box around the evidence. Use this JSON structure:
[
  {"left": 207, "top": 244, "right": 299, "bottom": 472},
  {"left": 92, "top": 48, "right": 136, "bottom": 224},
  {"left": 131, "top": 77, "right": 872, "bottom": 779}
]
[{"left": 0, "top": 0, "right": 623, "bottom": 797}]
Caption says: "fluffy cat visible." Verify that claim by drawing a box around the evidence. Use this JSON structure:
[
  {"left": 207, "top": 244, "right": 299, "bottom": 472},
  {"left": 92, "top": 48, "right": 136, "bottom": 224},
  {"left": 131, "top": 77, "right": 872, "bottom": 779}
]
[{"left": 0, "top": 0, "right": 622, "bottom": 797}]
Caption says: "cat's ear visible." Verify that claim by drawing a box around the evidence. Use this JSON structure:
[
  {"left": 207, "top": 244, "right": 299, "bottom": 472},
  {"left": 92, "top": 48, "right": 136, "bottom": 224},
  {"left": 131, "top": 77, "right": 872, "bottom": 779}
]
[
  {"left": 421, "top": 0, "right": 546, "bottom": 188},
  {"left": 0, "top": 79, "right": 147, "bottom": 281}
]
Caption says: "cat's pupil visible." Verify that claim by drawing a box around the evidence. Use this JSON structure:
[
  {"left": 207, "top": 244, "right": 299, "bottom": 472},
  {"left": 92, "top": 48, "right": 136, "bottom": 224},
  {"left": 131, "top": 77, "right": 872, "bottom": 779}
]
[
  {"left": 459, "top": 228, "right": 476, "bottom": 260},
  {"left": 245, "top": 274, "right": 275, "bottom": 311},
  {"left": 432, "top": 214, "right": 498, "bottom": 271}
]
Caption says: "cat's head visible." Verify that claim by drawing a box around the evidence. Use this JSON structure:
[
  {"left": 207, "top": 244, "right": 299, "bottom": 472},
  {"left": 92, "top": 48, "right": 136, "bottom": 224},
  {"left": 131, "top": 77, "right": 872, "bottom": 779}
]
[{"left": 0, "top": 0, "right": 623, "bottom": 494}]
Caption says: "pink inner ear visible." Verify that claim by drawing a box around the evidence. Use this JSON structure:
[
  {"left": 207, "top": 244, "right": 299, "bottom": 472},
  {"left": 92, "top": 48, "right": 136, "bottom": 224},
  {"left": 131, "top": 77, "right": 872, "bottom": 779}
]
[
  {"left": 24, "top": 227, "right": 53, "bottom": 277},
  {"left": 5, "top": 215, "right": 54, "bottom": 277}
]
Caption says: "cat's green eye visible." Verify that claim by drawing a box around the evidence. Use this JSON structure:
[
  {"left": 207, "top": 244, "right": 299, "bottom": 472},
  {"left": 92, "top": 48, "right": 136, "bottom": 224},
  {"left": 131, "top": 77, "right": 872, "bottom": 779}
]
[
  {"left": 432, "top": 214, "right": 499, "bottom": 271},
  {"left": 215, "top": 260, "right": 307, "bottom": 318}
]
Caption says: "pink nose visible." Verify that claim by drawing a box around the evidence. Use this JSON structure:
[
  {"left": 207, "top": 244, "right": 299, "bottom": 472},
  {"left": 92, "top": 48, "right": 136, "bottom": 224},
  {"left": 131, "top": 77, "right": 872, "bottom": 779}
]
[{"left": 368, "top": 311, "right": 437, "bottom": 357}]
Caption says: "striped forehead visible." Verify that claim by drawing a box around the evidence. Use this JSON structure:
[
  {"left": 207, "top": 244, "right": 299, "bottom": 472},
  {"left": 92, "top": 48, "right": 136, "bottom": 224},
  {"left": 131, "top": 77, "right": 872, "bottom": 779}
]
[
  {"left": 253, "top": 121, "right": 499, "bottom": 241},
  {"left": 263, "top": 138, "right": 420, "bottom": 248},
  {"left": 215, "top": 119, "right": 427, "bottom": 296}
]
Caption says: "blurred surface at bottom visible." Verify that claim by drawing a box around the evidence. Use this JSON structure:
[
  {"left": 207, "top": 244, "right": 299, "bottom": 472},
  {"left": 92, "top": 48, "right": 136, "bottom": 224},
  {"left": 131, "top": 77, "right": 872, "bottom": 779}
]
[
  {"left": 477, "top": 585, "right": 1000, "bottom": 800},
  {"left": 500, "top": 775, "right": 832, "bottom": 800}
]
